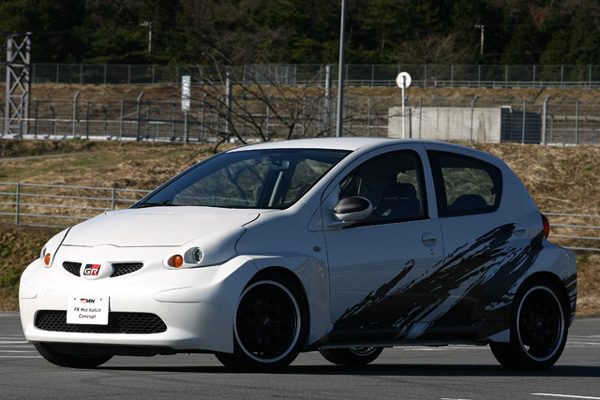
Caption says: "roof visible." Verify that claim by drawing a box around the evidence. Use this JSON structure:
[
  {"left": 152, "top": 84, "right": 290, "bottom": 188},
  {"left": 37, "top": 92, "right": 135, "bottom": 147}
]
[{"left": 228, "top": 137, "right": 407, "bottom": 152}]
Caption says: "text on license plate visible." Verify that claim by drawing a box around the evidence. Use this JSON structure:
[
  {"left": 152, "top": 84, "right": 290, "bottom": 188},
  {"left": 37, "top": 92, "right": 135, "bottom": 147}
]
[{"left": 66, "top": 294, "right": 110, "bottom": 325}]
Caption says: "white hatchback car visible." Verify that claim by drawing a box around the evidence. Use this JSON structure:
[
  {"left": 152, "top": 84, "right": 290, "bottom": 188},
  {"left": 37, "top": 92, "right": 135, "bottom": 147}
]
[{"left": 20, "top": 138, "right": 576, "bottom": 370}]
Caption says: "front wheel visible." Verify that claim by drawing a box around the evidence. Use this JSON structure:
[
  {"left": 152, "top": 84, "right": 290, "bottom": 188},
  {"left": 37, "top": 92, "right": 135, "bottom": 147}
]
[
  {"left": 319, "top": 347, "right": 383, "bottom": 365},
  {"left": 216, "top": 275, "right": 308, "bottom": 370},
  {"left": 490, "top": 280, "right": 568, "bottom": 370},
  {"left": 34, "top": 342, "right": 113, "bottom": 368}
]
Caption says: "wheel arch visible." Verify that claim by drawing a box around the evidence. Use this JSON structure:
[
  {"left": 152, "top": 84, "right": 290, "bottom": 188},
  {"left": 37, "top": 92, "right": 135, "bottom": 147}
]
[
  {"left": 248, "top": 256, "right": 333, "bottom": 348},
  {"left": 250, "top": 267, "right": 309, "bottom": 307}
]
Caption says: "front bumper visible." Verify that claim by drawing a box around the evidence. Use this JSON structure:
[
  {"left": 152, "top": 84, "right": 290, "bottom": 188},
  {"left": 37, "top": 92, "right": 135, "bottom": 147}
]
[{"left": 19, "top": 246, "right": 258, "bottom": 354}]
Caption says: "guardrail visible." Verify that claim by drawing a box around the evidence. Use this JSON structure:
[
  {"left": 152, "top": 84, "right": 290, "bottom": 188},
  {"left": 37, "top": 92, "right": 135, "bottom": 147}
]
[
  {"left": 0, "top": 182, "right": 598, "bottom": 252},
  {"left": 0, "top": 182, "right": 150, "bottom": 228},
  {"left": 545, "top": 212, "right": 600, "bottom": 252}
]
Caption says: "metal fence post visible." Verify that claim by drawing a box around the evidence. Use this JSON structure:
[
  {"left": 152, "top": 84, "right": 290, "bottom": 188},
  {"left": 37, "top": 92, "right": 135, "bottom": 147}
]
[
  {"left": 111, "top": 187, "right": 116, "bottom": 210},
  {"left": 120, "top": 100, "right": 124, "bottom": 140},
  {"left": 575, "top": 100, "right": 580, "bottom": 144},
  {"left": 470, "top": 95, "right": 478, "bottom": 142},
  {"left": 418, "top": 97, "right": 423, "bottom": 139},
  {"left": 136, "top": 91, "right": 145, "bottom": 141},
  {"left": 15, "top": 182, "right": 20, "bottom": 225},
  {"left": 542, "top": 96, "right": 550, "bottom": 145},
  {"left": 34, "top": 100, "right": 38, "bottom": 138},
  {"left": 522, "top": 100, "right": 527, "bottom": 144},
  {"left": 73, "top": 91, "right": 80, "bottom": 138},
  {"left": 225, "top": 73, "right": 232, "bottom": 139},
  {"left": 367, "top": 96, "right": 372, "bottom": 136}
]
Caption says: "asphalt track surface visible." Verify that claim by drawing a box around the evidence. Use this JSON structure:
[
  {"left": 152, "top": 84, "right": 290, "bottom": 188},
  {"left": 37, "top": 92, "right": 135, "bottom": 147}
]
[{"left": 1, "top": 312, "right": 598, "bottom": 400}]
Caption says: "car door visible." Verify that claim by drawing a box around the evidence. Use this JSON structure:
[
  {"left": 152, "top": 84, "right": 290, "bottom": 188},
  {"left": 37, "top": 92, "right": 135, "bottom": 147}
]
[
  {"left": 321, "top": 145, "right": 444, "bottom": 341},
  {"left": 424, "top": 147, "right": 512, "bottom": 329}
]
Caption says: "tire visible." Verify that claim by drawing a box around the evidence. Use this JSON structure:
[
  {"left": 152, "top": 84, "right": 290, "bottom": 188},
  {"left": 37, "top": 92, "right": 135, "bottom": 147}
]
[
  {"left": 319, "top": 347, "right": 383, "bottom": 365},
  {"left": 216, "top": 274, "right": 308, "bottom": 370},
  {"left": 490, "top": 279, "right": 568, "bottom": 370},
  {"left": 34, "top": 342, "right": 113, "bottom": 368}
]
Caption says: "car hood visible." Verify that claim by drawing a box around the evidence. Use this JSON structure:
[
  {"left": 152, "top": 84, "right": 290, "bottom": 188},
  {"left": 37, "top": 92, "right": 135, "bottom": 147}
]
[{"left": 62, "top": 207, "right": 260, "bottom": 247}]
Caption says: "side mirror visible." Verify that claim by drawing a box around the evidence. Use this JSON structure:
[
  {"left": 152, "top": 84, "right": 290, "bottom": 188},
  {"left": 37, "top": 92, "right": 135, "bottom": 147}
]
[{"left": 333, "top": 196, "right": 372, "bottom": 222}]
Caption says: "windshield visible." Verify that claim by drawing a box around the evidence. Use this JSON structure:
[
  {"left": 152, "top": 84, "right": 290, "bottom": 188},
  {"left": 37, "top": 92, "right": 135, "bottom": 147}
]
[{"left": 137, "top": 148, "right": 350, "bottom": 209}]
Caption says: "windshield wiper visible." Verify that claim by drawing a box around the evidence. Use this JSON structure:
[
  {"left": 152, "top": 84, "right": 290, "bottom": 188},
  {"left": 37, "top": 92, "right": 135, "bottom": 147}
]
[{"left": 135, "top": 200, "right": 178, "bottom": 208}]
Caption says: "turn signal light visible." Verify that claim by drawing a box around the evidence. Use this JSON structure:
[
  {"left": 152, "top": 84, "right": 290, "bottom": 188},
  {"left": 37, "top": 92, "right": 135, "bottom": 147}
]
[
  {"left": 168, "top": 254, "right": 184, "bottom": 268},
  {"left": 44, "top": 253, "right": 52, "bottom": 266}
]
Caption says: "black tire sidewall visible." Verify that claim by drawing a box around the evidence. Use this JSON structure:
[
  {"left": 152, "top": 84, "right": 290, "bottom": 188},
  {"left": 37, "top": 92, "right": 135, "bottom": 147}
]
[
  {"left": 319, "top": 347, "right": 383, "bottom": 365},
  {"left": 34, "top": 342, "right": 112, "bottom": 368}
]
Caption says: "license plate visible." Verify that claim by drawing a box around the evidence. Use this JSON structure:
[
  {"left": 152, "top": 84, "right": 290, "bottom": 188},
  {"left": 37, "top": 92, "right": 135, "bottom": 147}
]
[{"left": 67, "top": 295, "right": 110, "bottom": 325}]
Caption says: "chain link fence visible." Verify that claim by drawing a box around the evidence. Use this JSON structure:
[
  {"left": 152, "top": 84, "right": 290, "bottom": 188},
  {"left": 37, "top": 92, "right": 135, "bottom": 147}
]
[
  {"left": 4, "top": 63, "right": 600, "bottom": 88},
  {"left": 2, "top": 94, "right": 599, "bottom": 144}
]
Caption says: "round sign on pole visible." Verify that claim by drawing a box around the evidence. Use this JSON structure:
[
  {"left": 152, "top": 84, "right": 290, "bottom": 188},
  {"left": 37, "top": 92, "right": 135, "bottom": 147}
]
[{"left": 396, "top": 72, "right": 412, "bottom": 89}]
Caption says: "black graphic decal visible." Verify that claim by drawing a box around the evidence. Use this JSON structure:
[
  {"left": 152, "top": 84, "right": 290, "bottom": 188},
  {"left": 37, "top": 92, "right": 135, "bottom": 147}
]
[{"left": 333, "top": 224, "right": 551, "bottom": 340}]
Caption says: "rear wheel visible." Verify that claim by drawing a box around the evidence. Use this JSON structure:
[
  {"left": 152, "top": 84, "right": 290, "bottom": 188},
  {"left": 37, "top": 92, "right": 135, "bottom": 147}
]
[
  {"left": 34, "top": 342, "right": 112, "bottom": 368},
  {"left": 319, "top": 347, "right": 383, "bottom": 365},
  {"left": 216, "top": 275, "right": 308, "bottom": 370},
  {"left": 490, "top": 279, "right": 568, "bottom": 370}
]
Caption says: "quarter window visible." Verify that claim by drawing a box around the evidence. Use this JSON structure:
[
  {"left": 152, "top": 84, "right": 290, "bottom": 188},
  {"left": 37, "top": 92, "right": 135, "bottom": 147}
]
[{"left": 428, "top": 150, "right": 502, "bottom": 217}]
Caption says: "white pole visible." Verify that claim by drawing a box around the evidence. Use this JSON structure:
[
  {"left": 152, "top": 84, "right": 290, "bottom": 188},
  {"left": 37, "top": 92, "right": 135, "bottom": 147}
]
[
  {"left": 401, "top": 78, "right": 406, "bottom": 139},
  {"left": 335, "top": 0, "right": 347, "bottom": 137}
]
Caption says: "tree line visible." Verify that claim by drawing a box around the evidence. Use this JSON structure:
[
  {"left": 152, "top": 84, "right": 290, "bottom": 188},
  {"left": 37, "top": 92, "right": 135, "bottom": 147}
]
[{"left": 2, "top": 0, "right": 600, "bottom": 66}]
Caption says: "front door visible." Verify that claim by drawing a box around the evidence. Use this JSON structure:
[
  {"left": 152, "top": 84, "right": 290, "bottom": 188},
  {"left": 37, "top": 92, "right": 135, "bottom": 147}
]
[{"left": 322, "top": 149, "right": 444, "bottom": 341}]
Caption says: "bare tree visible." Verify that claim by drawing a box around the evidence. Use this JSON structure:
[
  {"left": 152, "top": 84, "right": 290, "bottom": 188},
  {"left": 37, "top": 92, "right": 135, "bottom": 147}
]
[{"left": 185, "top": 65, "right": 338, "bottom": 151}]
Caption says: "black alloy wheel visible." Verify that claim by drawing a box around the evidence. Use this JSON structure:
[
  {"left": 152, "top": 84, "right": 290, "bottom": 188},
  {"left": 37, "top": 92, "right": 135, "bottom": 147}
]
[
  {"left": 490, "top": 280, "right": 568, "bottom": 370},
  {"left": 216, "top": 275, "right": 307, "bottom": 370}
]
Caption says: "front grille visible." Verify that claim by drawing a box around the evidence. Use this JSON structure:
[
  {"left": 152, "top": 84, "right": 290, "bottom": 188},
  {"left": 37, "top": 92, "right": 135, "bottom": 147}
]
[
  {"left": 111, "top": 263, "right": 143, "bottom": 277},
  {"left": 63, "top": 262, "right": 82, "bottom": 276},
  {"left": 62, "top": 262, "right": 143, "bottom": 277},
  {"left": 35, "top": 310, "right": 167, "bottom": 334}
]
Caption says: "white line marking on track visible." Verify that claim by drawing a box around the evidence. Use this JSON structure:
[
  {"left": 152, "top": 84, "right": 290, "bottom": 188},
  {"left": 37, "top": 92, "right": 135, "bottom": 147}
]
[
  {"left": 0, "top": 356, "right": 42, "bottom": 359},
  {"left": 0, "top": 350, "right": 38, "bottom": 353},
  {"left": 441, "top": 398, "right": 473, "bottom": 400},
  {"left": 532, "top": 393, "right": 600, "bottom": 400}
]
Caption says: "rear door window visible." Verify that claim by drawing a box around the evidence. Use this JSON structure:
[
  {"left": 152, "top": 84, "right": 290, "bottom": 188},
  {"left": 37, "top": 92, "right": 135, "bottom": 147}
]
[{"left": 428, "top": 150, "right": 502, "bottom": 217}]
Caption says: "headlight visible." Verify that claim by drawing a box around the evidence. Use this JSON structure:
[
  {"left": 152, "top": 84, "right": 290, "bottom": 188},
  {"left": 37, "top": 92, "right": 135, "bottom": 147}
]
[
  {"left": 39, "top": 228, "right": 70, "bottom": 268},
  {"left": 162, "top": 226, "right": 244, "bottom": 270},
  {"left": 165, "top": 247, "right": 204, "bottom": 269}
]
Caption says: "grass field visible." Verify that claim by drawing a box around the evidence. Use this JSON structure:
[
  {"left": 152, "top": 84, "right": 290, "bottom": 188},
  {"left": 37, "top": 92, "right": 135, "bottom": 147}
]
[{"left": 0, "top": 138, "right": 598, "bottom": 314}]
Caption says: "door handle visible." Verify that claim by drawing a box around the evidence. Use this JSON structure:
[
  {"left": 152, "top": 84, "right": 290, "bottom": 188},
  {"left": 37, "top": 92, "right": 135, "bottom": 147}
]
[{"left": 422, "top": 232, "right": 437, "bottom": 246}]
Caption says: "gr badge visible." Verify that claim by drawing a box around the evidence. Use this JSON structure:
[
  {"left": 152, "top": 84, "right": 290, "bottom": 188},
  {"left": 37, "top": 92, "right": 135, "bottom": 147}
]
[
  {"left": 83, "top": 264, "right": 101, "bottom": 276},
  {"left": 81, "top": 263, "right": 113, "bottom": 279}
]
